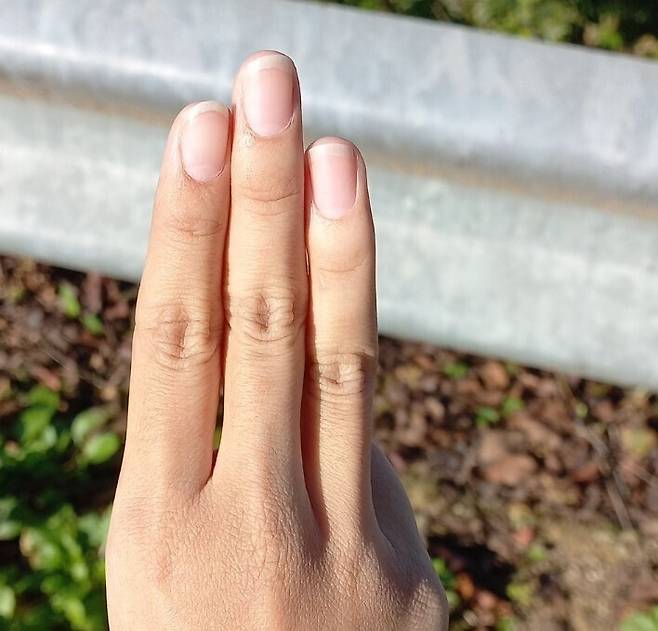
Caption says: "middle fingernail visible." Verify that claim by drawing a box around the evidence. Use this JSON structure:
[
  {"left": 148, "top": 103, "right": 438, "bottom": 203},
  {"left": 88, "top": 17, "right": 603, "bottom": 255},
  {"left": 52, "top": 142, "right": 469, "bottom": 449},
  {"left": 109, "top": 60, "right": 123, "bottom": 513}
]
[{"left": 242, "top": 52, "right": 295, "bottom": 137}]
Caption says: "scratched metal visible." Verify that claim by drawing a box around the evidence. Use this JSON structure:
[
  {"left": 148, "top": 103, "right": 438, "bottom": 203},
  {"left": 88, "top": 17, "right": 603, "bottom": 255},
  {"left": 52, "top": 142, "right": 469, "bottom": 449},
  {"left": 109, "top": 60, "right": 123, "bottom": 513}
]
[{"left": 1, "top": 0, "right": 658, "bottom": 388}]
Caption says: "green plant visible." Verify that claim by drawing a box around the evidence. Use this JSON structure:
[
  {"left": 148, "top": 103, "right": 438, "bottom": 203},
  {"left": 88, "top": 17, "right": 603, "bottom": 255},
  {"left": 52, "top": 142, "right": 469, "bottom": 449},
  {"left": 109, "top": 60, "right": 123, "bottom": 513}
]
[
  {"left": 431, "top": 557, "right": 461, "bottom": 610},
  {"left": 506, "top": 581, "right": 534, "bottom": 607},
  {"left": 81, "top": 314, "right": 104, "bottom": 337},
  {"left": 501, "top": 396, "right": 524, "bottom": 418},
  {"left": 476, "top": 397, "right": 524, "bottom": 427},
  {"left": 621, "top": 606, "right": 658, "bottom": 631},
  {"left": 58, "top": 282, "right": 105, "bottom": 337},
  {"left": 443, "top": 361, "right": 469, "bottom": 380},
  {"left": 496, "top": 616, "right": 518, "bottom": 631},
  {"left": 475, "top": 405, "right": 500, "bottom": 428},
  {"left": 325, "top": 0, "right": 658, "bottom": 58},
  {"left": 0, "top": 386, "right": 120, "bottom": 629},
  {"left": 526, "top": 542, "right": 547, "bottom": 563},
  {"left": 58, "top": 283, "right": 81, "bottom": 319}
]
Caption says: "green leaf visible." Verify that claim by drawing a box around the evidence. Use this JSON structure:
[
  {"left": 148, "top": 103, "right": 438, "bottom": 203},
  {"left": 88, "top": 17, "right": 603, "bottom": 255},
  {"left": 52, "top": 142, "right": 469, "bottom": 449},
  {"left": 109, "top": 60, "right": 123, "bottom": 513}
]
[
  {"left": 526, "top": 543, "right": 547, "bottom": 563},
  {"left": 432, "top": 556, "right": 460, "bottom": 610},
  {"left": 0, "top": 520, "right": 21, "bottom": 541},
  {"left": 81, "top": 433, "right": 120, "bottom": 465},
  {"left": 0, "top": 585, "right": 15, "bottom": 619},
  {"left": 476, "top": 405, "right": 500, "bottom": 427},
  {"left": 26, "top": 424, "right": 58, "bottom": 454},
  {"left": 0, "top": 497, "right": 21, "bottom": 541},
  {"left": 496, "top": 617, "right": 518, "bottom": 631},
  {"left": 81, "top": 313, "right": 104, "bottom": 336},
  {"left": 621, "top": 607, "right": 658, "bottom": 631},
  {"left": 78, "top": 508, "right": 112, "bottom": 548},
  {"left": 445, "top": 589, "right": 460, "bottom": 610},
  {"left": 443, "top": 361, "right": 469, "bottom": 379},
  {"left": 20, "top": 528, "right": 64, "bottom": 572},
  {"left": 71, "top": 407, "right": 113, "bottom": 446},
  {"left": 574, "top": 401, "right": 588, "bottom": 418},
  {"left": 19, "top": 405, "right": 56, "bottom": 444},
  {"left": 501, "top": 396, "right": 524, "bottom": 417},
  {"left": 58, "top": 282, "right": 81, "bottom": 319},
  {"left": 26, "top": 386, "right": 60, "bottom": 410},
  {"left": 56, "top": 428, "right": 73, "bottom": 453},
  {"left": 41, "top": 574, "right": 67, "bottom": 594},
  {"left": 18, "top": 602, "right": 58, "bottom": 629},
  {"left": 507, "top": 581, "right": 534, "bottom": 607},
  {"left": 431, "top": 557, "right": 455, "bottom": 590},
  {"left": 51, "top": 591, "right": 87, "bottom": 630},
  {"left": 213, "top": 427, "right": 222, "bottom": 449},
  {"left": 432, "top": 557, "right": 448, "bottom": 576}
]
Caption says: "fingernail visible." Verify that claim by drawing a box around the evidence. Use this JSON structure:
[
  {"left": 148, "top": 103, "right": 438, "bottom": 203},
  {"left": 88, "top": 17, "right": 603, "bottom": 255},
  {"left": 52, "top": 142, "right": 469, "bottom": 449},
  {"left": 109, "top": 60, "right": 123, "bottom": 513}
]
[
  {"left": 180, "top": 102, "right": 229, "bottom": 182},
  {"left": 308, "top": 140, "right": 357, "bottom": 219},
  {"left": 242, "top": 53, "right": 295, "bottom": 137}
]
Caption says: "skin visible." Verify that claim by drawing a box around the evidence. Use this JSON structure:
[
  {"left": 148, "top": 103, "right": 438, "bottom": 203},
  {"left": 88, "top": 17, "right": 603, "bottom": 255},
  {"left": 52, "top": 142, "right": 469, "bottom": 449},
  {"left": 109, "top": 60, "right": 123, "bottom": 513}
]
[{"left": 105, "top": 50, "right": 448, "bottom": 631}]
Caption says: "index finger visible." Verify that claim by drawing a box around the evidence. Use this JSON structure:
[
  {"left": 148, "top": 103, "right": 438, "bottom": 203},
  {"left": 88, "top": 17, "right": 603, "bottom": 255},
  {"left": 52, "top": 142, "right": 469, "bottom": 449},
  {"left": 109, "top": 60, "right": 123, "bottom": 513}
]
[{"left": 121, "top": 101, "right": 231, "bottom": 497}]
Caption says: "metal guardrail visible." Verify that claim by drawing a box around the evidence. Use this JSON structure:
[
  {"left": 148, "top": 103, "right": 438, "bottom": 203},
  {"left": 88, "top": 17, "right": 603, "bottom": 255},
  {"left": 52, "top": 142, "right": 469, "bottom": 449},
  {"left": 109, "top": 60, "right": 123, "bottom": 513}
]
[{"left": 1, "top": 0, "right": 658, "bottom": 389}]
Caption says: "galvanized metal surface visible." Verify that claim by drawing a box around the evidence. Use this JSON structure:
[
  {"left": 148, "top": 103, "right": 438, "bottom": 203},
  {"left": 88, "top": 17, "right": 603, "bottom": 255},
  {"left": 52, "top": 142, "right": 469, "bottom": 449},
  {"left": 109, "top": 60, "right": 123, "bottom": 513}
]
[{"left": 1, "top": 0, "right": 658, "bottom": 388}]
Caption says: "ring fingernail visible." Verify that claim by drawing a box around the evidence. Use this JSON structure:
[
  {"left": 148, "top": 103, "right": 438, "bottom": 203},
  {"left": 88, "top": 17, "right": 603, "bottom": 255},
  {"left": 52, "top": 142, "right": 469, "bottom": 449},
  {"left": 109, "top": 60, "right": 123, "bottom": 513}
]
[
  {"left": 180, "top": 102, "right": 229, "bottom": 182},
  {"left": 308, "top": 140, "right": 357, "bottom": 219}
]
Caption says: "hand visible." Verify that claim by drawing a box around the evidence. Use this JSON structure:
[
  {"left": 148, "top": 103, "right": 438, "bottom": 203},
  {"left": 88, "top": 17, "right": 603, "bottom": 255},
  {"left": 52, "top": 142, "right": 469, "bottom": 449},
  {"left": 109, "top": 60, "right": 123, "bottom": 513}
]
[{"left": 106, "top": 50, "right": 447, "bottom": 631}]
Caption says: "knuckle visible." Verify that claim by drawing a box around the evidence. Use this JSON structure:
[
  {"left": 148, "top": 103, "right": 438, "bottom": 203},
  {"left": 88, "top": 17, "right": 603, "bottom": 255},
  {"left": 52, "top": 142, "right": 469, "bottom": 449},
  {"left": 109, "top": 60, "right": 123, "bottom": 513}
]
[
  {"left": 307, "top": 351, "right": 376, "bottom": 402},
  {"left": 166, "top": 216, "right": 224, "bottom": 244},
  {"left": 233, "top": 176, "right": 302, "bottom": 215},
  {"left": 316, "top": 248, "right": 370, "bottom": 277},
  {"left": 159, "top": 196, "right": 225, "bottom": 244},
  {"left": 135, "top": 300, "right": 220, "bottom": 371},
  {"left": 226, "top": 286, "right": 305, "bottom": 346}
]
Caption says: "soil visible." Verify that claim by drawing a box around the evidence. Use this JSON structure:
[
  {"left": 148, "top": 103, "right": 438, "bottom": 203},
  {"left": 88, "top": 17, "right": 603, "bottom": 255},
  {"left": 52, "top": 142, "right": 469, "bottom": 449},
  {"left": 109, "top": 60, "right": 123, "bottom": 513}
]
[{"left": 1, "top": 255, "right": 657, "bottom": 630}]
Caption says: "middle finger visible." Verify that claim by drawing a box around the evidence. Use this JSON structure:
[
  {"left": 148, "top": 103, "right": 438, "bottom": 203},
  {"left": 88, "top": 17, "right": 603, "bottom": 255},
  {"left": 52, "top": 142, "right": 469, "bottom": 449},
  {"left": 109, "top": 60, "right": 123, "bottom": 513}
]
[{"left": 217, "top": 52, "right": 307, "bottom": 489}]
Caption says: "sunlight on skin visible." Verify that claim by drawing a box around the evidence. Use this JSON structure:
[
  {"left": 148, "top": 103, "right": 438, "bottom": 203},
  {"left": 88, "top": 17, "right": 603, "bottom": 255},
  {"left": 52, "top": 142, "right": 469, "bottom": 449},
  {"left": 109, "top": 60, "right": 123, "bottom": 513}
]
[{"left": 105, "top": 50, "right": 448, "bottom": 630}]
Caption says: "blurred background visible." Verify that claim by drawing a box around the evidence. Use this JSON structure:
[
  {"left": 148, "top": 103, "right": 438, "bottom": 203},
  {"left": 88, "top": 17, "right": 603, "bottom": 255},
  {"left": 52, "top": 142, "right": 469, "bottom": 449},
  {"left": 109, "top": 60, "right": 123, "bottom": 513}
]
[{"left": 1, "top": 1, "right": 658, "bottom": 630}]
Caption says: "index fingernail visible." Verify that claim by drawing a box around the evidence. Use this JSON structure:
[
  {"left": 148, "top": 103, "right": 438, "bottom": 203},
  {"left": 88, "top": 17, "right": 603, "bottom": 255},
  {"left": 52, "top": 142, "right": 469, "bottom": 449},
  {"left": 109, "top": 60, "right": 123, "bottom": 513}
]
[{"left": 180, "top": 101, "right": 230, "bottom": 183}]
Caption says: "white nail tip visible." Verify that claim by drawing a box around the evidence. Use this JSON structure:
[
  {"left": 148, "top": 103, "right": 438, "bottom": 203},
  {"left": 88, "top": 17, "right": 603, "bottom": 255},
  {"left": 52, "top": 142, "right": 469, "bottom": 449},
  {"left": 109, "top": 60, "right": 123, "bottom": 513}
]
[{"left": 243, "top": 52, "right": 295, "bottom": 74}]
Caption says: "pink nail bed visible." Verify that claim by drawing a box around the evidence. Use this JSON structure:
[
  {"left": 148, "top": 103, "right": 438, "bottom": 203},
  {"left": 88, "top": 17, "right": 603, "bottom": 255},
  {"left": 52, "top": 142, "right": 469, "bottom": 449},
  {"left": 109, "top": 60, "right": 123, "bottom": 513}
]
[
  {"left": 309, "top": 140, "right": 357, "bottom": 219},
  {"left": 242, "top": 53, "right": 295, "bottom": 137},
  {"left": 180, "top": 102, "right": 229, "bottom": 183}
]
